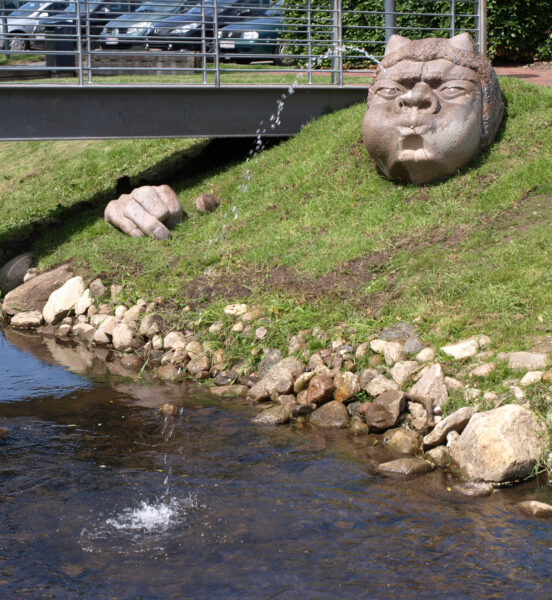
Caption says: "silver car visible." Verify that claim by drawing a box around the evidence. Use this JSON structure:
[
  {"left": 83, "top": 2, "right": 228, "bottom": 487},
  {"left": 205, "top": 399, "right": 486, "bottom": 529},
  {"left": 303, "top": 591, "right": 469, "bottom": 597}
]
[{"left": 6, "top": 0, "right": 69, "bottom": 50}]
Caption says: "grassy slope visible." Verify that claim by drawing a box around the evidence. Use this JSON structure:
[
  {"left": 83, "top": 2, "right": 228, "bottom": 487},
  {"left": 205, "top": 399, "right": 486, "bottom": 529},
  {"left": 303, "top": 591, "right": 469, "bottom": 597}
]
[{"left": 1, "top": 77, "right": 552, "bottom": 364}]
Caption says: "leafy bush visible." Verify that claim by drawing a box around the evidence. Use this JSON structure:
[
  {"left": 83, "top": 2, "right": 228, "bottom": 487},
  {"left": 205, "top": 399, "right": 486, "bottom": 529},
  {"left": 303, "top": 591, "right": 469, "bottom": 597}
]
[{"left": 281, "top": 0, "right": 551, "bottom": 65}]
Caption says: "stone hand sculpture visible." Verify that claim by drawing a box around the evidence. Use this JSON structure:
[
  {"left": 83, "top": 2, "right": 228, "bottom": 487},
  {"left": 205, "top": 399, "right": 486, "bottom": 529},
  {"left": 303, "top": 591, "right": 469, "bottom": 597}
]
[
  {"left": 362, "top": 33, "right": 504, "bottom": 184},
  {"left": 104, "top": 184, "right": 184, "bottom": 240}
]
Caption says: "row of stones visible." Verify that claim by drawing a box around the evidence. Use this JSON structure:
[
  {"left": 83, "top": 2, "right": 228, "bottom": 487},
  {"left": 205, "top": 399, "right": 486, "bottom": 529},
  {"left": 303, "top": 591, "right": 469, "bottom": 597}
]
[{"left": 1, "top": 265, "right": 549, "bottom": 487}]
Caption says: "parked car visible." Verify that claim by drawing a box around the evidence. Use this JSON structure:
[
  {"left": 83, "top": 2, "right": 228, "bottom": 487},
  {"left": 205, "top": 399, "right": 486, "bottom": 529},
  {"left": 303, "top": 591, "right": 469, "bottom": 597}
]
[
  {"left": 32, "top": 0, "right": 140, "bottom": 48},
  {"left": 218, "top": 0, "right": 283, "bottom": 62},
  {"left": 99, "top": 0, "right": 195, "bottom": 49},
  {"left": 145, "top": 0, "right": 271, "bottom": 52},
  {"left": 6, "top": 0, "right": 70, "bottom": 50}
]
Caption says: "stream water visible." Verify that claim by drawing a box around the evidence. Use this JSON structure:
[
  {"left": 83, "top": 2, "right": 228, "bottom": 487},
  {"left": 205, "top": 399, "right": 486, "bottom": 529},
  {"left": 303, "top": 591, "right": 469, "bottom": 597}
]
[{"left": 1, "top": 329, "right": 552, "bottom": 599}]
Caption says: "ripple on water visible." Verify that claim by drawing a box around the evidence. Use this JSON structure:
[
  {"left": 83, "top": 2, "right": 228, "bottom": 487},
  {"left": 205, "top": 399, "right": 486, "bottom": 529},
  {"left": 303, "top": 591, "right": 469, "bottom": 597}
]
[{"left": 80, "top": 494, "right": 200, "bottom": 554}]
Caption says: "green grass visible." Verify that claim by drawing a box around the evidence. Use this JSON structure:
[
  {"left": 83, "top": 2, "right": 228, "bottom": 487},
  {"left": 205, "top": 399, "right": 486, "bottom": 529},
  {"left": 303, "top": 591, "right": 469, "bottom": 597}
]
[
  {"left": 0, "top": 53, "right": 44, "bottom": 66},
  {"left": 1, "top": 77, "right": 552, "bottom": 367}
]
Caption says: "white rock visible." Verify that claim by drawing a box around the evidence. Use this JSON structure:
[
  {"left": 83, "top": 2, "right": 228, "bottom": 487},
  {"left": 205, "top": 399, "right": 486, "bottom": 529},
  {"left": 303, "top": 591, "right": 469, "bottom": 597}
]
[
  {"left": 469, "top": 362, "right": 496, "bottom": 378},
  {"left": 224, "top": 303, "right": 248, "bottom": 316},
  {"left": 43, "top": 276, "right": 85, "bottom": 325},
  {"left": 510, "top": 385, "right": 525, "bottom": 401},
  {"left": 74, "top": 289, "right": 93, "bottom": 316},
  {"left": 483, "top": 391, "right": 498, "bottom": 403},
  {"left": 231, "top": 322, "right": 244, "bottom": 333},
  {"left": 478, "top": 335, "right": 491, "bottom": 348},
  {"left": 497, "top": 351, "right": 549, "bottom": 371},
  {"left": 520, "top": 371, "right": 543, "bottom": 386},
  {"left": 444, "top": 376, "right": 464, "bottom": 391},
  {"left": 209, "top": 321, "right": 223, "bottom": 334},
  {"left": 256, "top": 326, "right": 268, "bottom": 340},
  {"left": 10, "top": 310, "right": 43, "bottom": 328},
  {"left": 123, "top": 304, "right": 142, "bottom": 323},
  {"left": 114, "top": 305, "right": 127, "bottom": 319},
  {"left": 407, "top": 363, "right": 448, "bottom": 410},
  {"left": 415, "top": 347, "right": 435, "bottom": 363},
  {"left": 90, "top": 313, "right": 109, "bottom": 327},
  {"left": 112, "top": 322, "right": 138, "bottom": 351},
  {"left": 383, "top": 341, "right": 404, "bottom": 366},
  {"left": 369, "top": 339, "right": 387, "bottom": 354},
  {"left": 441, "top": 338, "right": 479, "bottom": 360},
  {"left": 450, "top": 404, "right": 547, "bottom": 482},
  {"left": 464, "top": 388, "right": 481, "bottom": 401},
  {"left": 72, "top": 322, "right": 95, "bottom": 342},
  {"left": 423, "top": 406, "right": 477, "bottom": 448},
  {"left": 164, "top": 331, "right": 187, "bottom": 350},
  {"left": 365, "top": 375, "right": 398, "bottom": 397},
  {"left": 390, "top": 361, "right": 419, "bottom": 387}
]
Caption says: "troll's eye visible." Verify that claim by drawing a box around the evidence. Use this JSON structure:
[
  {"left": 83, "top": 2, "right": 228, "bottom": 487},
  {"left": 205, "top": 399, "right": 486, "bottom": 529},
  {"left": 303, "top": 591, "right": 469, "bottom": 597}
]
[
  {"left": 374, "top": 86, "right": 401, "bottom": 100},
  {"left": 438, "top": 84, "right": 471, "bottom": 100}
]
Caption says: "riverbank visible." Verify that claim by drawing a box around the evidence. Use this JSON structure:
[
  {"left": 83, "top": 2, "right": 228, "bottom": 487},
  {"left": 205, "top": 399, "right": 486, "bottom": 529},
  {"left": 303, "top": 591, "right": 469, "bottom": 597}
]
[{"left": 1, "top": 75, "right": 552, "bottom": 491}]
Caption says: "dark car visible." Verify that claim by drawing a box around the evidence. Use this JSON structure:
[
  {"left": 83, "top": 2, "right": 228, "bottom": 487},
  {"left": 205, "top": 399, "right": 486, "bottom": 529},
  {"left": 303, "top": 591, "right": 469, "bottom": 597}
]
[
  {"left": 218, "top": 0, "right": 283, "bottom": 62},
  {"left": 32, "top": 0, "right": 140, "bottom": 48},
  {"left": 99, "top": 0, "right": 194, "bottom": 50},
  {"left": 145, "top": 0, "right": 271, "bottom": 52}
]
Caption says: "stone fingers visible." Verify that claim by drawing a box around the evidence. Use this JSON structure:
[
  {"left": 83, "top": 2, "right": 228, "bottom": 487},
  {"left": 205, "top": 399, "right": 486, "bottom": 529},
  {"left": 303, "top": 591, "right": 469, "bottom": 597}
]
[
  {"left": 122, "top": 197, "right": 171, "bottom": 241},
  {"left": 104, "top": 196, "right": 145, "bottom": 238},
  {"left": 131, "top": 185, "right": 170, "bottom": 222},
  {"left": 157, "top": 184, "right": 184, "bottom": 228}
]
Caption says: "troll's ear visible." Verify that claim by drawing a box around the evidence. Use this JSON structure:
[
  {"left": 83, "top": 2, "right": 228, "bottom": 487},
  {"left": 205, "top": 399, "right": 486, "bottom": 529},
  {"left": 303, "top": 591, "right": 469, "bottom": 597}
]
[
  {"left": 384, "top": 34, "right": 410, "bottom": 56},
  {"left": 448, "top": 32, "right": 477, "bottom": 53}
]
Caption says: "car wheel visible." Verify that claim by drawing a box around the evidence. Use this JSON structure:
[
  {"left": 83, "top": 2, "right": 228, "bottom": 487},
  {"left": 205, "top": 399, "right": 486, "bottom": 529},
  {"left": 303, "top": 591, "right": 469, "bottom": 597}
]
[{"left": 9, "top": 36, "right": 27, "bottom": 52}]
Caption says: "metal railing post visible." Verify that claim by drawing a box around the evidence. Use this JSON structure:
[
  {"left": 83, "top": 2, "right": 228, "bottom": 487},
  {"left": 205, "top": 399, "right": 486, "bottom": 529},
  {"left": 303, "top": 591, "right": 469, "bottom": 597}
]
[
  {"left": 0, "top": 0, "right": 8, "bottom": 53},
  {"left": 330, "top": 0, "right": 340, "bottom": 85},
  {"left": 478, "top": 0, "right": 487, "bottom": 56},
  {"left": 213, "top": 0, "right": 220, "bottom": 87},
  {"left": 384, "top": 0, "right": 396, "bottom": 42},
  {"left": 450, "top": 0, "right": 455, "bottom": 38},
  {"left": 75, "top": 0, "right": 84, "bottom": 85},
  {"left": 307, "top": 0, "right": 312, "bottom": 84},
  {"left": 85, "top": 0, "right": 91, "bottom": 83},
  {"left": 200, "top": 0, "right": 206, "bottom": 84}
]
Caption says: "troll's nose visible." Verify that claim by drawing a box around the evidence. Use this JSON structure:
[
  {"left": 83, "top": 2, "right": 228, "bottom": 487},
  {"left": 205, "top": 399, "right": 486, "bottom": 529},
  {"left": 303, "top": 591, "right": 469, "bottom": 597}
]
[{"left": 394, "top": 82, "right": 440, "bottom": 114}]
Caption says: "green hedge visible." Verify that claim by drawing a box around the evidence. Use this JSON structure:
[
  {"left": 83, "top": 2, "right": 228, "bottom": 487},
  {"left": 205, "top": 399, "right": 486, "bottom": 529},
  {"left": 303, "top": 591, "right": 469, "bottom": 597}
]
[{"left": 282, "top": 0, "right": 552, "bottom": 64}]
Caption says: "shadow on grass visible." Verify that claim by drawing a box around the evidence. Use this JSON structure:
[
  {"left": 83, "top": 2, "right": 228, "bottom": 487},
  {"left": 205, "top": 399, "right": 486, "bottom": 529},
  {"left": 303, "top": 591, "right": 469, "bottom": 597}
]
[{"left": 0, "top": 137, "right": 283, "bottom": 265}]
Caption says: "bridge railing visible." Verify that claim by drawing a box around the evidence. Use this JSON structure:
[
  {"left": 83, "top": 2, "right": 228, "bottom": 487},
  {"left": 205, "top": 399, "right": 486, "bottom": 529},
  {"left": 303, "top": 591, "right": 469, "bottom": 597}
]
[{"left": 0, "top": 0, "right": 483, "bottom": 86}]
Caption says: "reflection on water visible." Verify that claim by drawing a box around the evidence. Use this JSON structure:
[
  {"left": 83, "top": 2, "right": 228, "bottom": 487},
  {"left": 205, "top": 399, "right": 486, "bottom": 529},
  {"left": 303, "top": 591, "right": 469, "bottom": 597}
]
[{"left": 1, "top": 330, "right": 552, "bottom": 599}]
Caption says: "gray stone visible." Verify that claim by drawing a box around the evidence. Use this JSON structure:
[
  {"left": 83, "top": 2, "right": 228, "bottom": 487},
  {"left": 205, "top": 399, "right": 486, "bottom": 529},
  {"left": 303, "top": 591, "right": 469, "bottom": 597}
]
[
  {"left": 156, "top": 364, "right": 181, "bottom": 381},
  {"left": 517, "top": 500, "right": 552, "bottom": 518},
  {"left": 89, "top": 278, "right": 107, "bottom": 297},
  {"left": 252, "top": 404, "right": 292, "bottom": 425},
  {"left": 0, "top": 252, "right": 33, "bottom": 295},
  {"left": 423, "top": 406, "right": 477, "bottom": 448},
  {"left": 10, "top": 310, "right": 43, "bottom": 328},
  {"left": 452, "top": 482, "right": 493, "bottom": 497},
  {"left": 469, "top": 362, "right": 495, "bottom": 378},
  {"left": 497, "top": 351, "right": 549, "bottom": 371},
  {"left": 112, "top": 322, "right": 138, "bottom": 352},
  {"left": 378, "top": 458, "right": 434, "bottom": 477},
  {"left": 364, "top": 390, "right": 405, "bottom": 432},
  {"left": 334, "top": 371, "right": 361, "bottom": 403},
  {"left": 450, "top": 404, "right": 547, "bottom": 482},
  {"left": 424, "top": 445, "right": 451, "bottom": 468},
  {"left": 209, "top": 385, "right": 249, "bottom": 398},
  {"left": 416, "top": 347, "right": 436, "bottom": 363},
  {"left": 248, "top": 357, "right": 304, "bottom": 402},
  {"left": 72, "top": 322, "right": 95, "bottom": 342},
  {"left": 390, "top": 360, "right": 419, "bottom": 387},
  {"left": 384, "top": 429, "right": 421, "bottom": 455},
  {"left": 3, "top": 264, "right": 73, "bottom": 316},
  {"left": 139, "top": 313, "right": 163, "bottom": 337},
  {"left": 43, "top": 276, "right": 85, "bottom": 325},
  {"left": 195, "top": 193, "right": 220, "bottom": 213},
  {"left": 407, "top": 363, "right": 448, "bottom": 410},
  {"left": 441, "top": 338, "right": 479, "bottom": 360},
  {"left": 258, "top": 348, "right": 283, "bottom": 378},
  {"left": 294, "top": 371, "right": 316, "bottom": 394},
  {"left": 403, "top": 336, "right": 425, "bottom": 356},
  {"left": 163, "top": 331, "right": 188, "bottom": 351},
  {"left": 364, "top": 374, "right": 398, "bottom": 397},
  {"left": 377, "top": 321, "right": 417, "bottom": 341},
  {"left": 306, "top": 374, "right": 336, "bottom": 406},
  {"left": 309, "top": 401, "right": 350, "bottom": 428},
  {"left": 187, "top": 355, "right": 211, "bottom": 376}
]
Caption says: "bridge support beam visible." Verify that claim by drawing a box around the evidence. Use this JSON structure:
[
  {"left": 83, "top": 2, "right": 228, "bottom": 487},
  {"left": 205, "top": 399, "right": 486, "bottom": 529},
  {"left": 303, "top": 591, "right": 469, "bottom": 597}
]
[{"left": 0, "top": 85, "right": 368, "bottom": 141}]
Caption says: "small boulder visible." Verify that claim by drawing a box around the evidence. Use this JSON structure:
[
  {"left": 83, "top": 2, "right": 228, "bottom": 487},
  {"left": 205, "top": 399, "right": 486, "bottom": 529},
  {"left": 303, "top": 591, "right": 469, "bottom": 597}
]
[
  {"left": 520, "top": 371, "right": 543, "bottom": 386},
  {"left": 441, "top": 338, "right": 479, "bottom": 360},
  {"left": 252, "top": 404, "right": 292, "bottom": 425},
  {"left": 449, "top": 404, "right": 547, "bottom": 482},
  {"left": 452, "top": 482, "right": 494, "bottom": 497},
  {"left": 0, "top": 252, "right": 33, "bottom": 295},
  {"left": 306, "top": 374, "right": 336, "bottom": 405},
  {"left": 390, "top": 360, "right": 419, "bottom": 387},
  {"left": 43, "top": 276, "right": 85, "bottom": 325},
  {"left": 364, "top": 375, "right": 398, "bottom": 397},
  {"left": 209, "top": 384, "right": 249, "bottom": 398},
  {"left": 423, "top": 406, "right": 477, "bottom": 448},
  {"left": 517, "top": 500, "right": 552, "bottom": 518},
  {"left": 309, "top": 401, "right": 350, "bottom": 428},
  {"left": 378, "top": 458, "right": 434, "bottom": 477},
  {"left": 195, "top": 193, "right": 220, "bottom": 213},
  {"left": 497, "top": 351, "right": 549, "bottom": 371},
  {"left": 164, "top": 331, "right": 188, "bottom": 350},
  {"left": 384, "top": 429, "right": 421, "bottom": 455},
  {"left": 89, "top": 278, "right": 106, "bottom": 297},
  {"left": 424, "top": 445, "right": 451, "bottom": 467},
  {"left": 112, "top": 322, "right": 139, "bottom": 351},
  {"left": 10, "top": 310, "right": 43, "bottom": 329},
  {"left": 334, "top": 371, "right": 360, "bottom": 403},
  {"left": 3, "top": 264, "right": 73, "bottom": 316},
  {"left": 407, "top": 363, "right": 448, "bottom": 410},
  {"left": 74, "top": 289, "right": 93, "bottom": 316}
]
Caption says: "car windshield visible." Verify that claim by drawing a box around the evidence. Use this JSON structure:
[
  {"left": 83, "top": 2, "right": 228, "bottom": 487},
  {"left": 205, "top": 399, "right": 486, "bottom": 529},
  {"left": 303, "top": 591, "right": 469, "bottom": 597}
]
[
  {"left": 185, "top": 0, "right": 238, "bottom": 17},
  {"left": 136, "top": 0, "right": 183, "bottom": 13},
  {"left": 9, "top": 1, "right": 48, "bottom": 15}
]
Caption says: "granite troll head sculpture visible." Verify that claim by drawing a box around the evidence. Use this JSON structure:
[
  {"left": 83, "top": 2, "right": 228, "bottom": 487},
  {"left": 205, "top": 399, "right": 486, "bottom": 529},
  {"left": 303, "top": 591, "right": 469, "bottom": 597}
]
[{"left": 362, "top": 33, "right": 504, "bottom": 184}]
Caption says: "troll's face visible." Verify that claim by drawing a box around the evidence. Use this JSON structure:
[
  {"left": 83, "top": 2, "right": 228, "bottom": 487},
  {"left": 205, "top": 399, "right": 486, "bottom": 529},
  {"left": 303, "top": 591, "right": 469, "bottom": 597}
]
[{"left": 362, "top": 33, "right": 503, "bottom": 184}]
